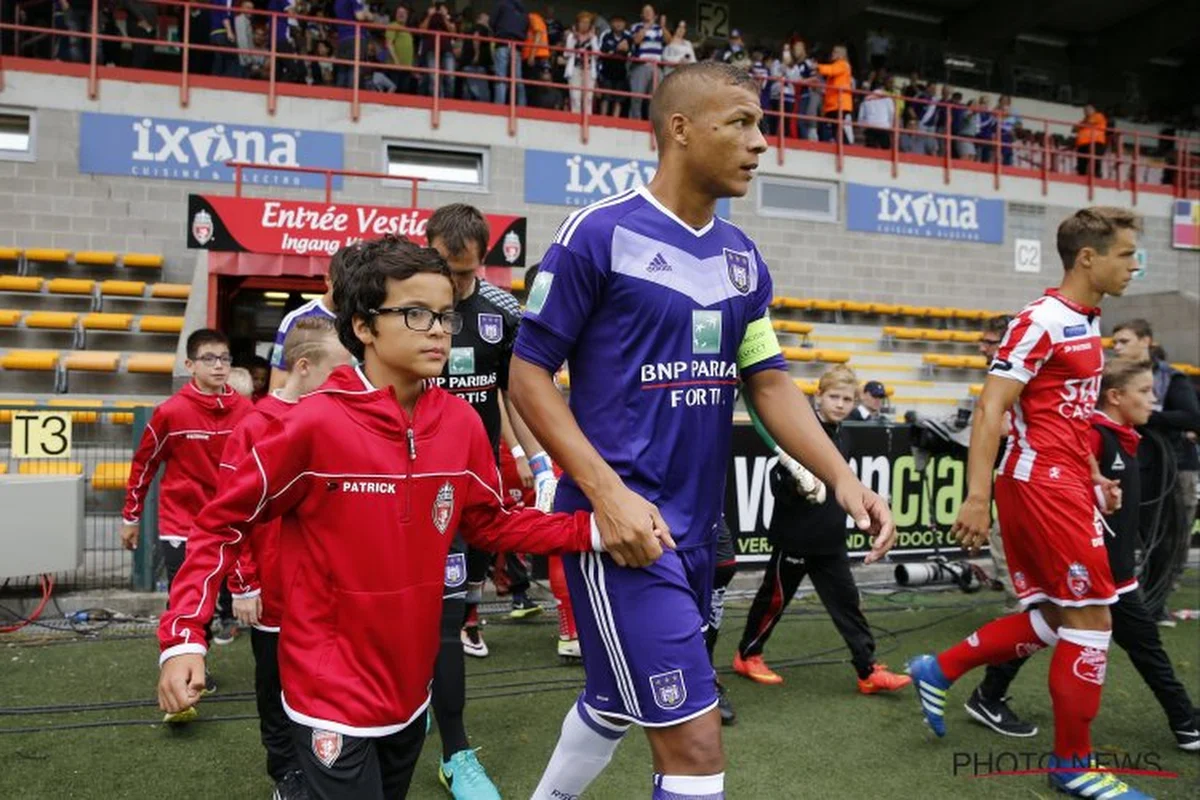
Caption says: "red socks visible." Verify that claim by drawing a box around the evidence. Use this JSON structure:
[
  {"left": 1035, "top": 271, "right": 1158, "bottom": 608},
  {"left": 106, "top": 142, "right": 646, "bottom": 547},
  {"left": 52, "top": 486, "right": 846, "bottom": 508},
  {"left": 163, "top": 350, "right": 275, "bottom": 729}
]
[
  {"left": 937, "top": 608, "right": 1057, "bottom": 682},
  {"left": 1050, "top": 628, "right": 1111, "bottom": 762},
  {"left": 548, "top": 555, "right": 577, "bottom": 639}
]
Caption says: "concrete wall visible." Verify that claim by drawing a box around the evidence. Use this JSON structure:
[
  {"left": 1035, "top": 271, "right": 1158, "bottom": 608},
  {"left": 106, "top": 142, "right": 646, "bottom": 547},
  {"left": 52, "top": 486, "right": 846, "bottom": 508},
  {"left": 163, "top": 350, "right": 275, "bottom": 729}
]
[{"left": 1, "top": 70, "right": 1196, "bottom": 358}]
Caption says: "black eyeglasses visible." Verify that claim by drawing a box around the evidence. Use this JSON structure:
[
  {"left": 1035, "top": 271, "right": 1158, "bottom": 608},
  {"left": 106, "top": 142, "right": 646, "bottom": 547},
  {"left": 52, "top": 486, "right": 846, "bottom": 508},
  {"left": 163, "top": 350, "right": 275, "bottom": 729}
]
[
  {"left": 370, "top": 306, "right": 464, "bottom": 335},
  {"left": 195, "top": 354, "right": 233, "bottom": 366},
  {"left": 980, "top": 338, "right": 1003, "bottom": 347}
]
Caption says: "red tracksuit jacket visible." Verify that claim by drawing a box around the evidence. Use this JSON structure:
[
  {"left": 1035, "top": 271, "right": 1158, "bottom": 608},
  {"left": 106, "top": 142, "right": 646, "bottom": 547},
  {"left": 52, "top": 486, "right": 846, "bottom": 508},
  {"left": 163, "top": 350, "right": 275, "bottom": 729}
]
[
  {"left": 158, "top": 366, "right": 598, "bottom": 736},
  {"left": 219, "top": 392, "right": 295, "bottom": 631},
  {"left": 123, "top": 382, "right": 251, "bottom": 539}
]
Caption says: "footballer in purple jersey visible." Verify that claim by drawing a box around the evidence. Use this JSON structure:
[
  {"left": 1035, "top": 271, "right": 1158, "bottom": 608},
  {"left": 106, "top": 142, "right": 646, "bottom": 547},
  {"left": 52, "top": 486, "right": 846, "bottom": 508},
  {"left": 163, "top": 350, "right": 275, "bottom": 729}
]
[{"left": 513, "top": 63, "right": 896, "bottom": 800}]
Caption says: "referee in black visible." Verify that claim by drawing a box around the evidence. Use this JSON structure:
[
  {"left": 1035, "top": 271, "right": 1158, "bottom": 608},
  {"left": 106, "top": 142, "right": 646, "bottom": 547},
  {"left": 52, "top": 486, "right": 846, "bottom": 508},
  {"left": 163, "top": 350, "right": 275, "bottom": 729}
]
[{"left": 425, "top": 204, "right": 552, "bottom": 798}]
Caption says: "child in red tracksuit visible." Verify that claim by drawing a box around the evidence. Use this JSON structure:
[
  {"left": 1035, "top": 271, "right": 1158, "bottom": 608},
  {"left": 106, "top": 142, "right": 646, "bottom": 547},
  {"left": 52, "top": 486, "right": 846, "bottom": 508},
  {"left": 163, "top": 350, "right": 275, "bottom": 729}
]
[
  {"left": 221, "top": 316, "right": 352, "bottom": 800},
  {"left": 157, "top": 236, "right": 669, "bottom": 799},
  {"left": 121, "top": 328, "right": 251, "bottom": 659}
]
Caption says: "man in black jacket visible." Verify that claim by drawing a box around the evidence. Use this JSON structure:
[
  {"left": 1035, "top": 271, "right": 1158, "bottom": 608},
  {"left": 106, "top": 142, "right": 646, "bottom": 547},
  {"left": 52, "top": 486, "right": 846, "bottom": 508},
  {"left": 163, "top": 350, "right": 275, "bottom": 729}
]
[{"left": 490, "top": 0, "right": 527, "bottom": 105}]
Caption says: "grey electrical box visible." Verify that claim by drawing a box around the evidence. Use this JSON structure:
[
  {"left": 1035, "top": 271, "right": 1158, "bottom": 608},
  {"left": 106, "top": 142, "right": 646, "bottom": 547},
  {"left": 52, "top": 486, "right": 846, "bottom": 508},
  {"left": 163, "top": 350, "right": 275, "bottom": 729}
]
[{"left": 0, "top": 474, "right": 85, "bottom": 579}]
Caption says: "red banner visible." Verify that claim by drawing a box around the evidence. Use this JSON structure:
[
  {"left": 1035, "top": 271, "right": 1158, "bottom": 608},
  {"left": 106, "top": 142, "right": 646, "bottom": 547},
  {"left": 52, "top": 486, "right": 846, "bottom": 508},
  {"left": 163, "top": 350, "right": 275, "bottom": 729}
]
[{"left": 187, "top": 194, "right": 527, "bottom": 266}]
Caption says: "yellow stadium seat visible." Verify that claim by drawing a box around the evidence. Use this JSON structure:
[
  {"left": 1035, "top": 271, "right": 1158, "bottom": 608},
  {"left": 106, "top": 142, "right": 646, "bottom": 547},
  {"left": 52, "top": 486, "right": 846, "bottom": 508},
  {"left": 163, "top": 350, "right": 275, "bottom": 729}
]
[
  {"left": 869, "top": 303, "right": 901, "bottom": 315},
  {"left": 24, "top": 311, "right": 79, "bottom": 330},
  {"left": 109, "top": 401, "right": 154, "bottom": 425},
  {"left": 510, "top": 278, "right": 526, "bottom": 292},
  {"left": 24, "top": 248, "right": 70, "bottom": 263},
  {"left": 138, "top": 315, "right": 185, "bottom": 334},
  {"left": 1100, "top": 337, "right": 1114, "bottom": 349},
  {"left": 0, "top": 275, "right": 43, "bottom": 292},
  {"left": 811, "top": 299, "right": 842, "bottom": 312},
  {"left": 1171, "top": 362, "right": 1200, "bottom": 377},
  {"left": 782, "top": 346, "right": 815, "bottom": 362},
  {"left": 922, "top": 330, "right": 952, "bottom": 342},
  {"left": 0, "top": 247, "right": 21, "bottom": 261},
  {"left": 150, "top": 283, "right": 190, "bottom": 300},
  {"left": 962, "top": 356, "right": 988, "bottom": 370},
  {"left": 0, "top": 399, "right": 37, "bottom": 423},
  {"left": 792, "top": 379, "right": 818, "bottom": 395},
  {"left": 126, "top": 353, "right": 175, "bottom": 374},
  {"left": 1, "top": 350, "right": 59, "bottom": 371},
  {"left": 64, "top": 351, "right": 120, "bottom": 372},
  {"left": 74, "top": 251, "right": 118, "bottom": 266},
  {"left": 100, "top": 280, "right": 147, "bottom": 297},
  {"left": 18, "top": 461, "right": 84, "bottom": 475},
  {"left": 954, "top": 309, "right": 989, "bottom": 321},
  {"left": 47, "top": 278, "right": 95, "bottom": 296},
  {"left": 922, "top": 354, "right": 954, "bottom": 368},
  {"left": 773, "top": 297, "right": 814, "bottom": 310},
  {"left": 926, "top": 307, "right": 955, "bottom": 320},
  {"left": 0, "top": 309, "right": 21, "bottom": 327},
  {"left": 897, "top": 305, "right": 930, "bottom": 317},
  {"left": 814, "top": 350, "right": 852, "bottom": 364},
  {"left": 841, "top": 301, "right": 871, "bottom": 314},
  {"left": 48, "top": 398, "right": 103, "bottom": 423},
  {"left": 0, "top": 464, "right": 7, "bottom": 474},
  {"left": 968, "top": 384, "right": 984, "bottom": 397},
  {"left": 772, "top": 320, "right": 814, "bottom": 335},
  {"left": 92, "top": 461, "right": 132, "bottom": 491},
  {"left": 83, "top": 313, "right": 133, "bottom": 331},
  {"left": 123, "top": 253, "right": 165, "bottom": 269},
  {"left": 891, "top": 328, "right": 924, "bottom": 341},
  {"left": 950, "top": 331, "right": 983, "bottom": 343}
]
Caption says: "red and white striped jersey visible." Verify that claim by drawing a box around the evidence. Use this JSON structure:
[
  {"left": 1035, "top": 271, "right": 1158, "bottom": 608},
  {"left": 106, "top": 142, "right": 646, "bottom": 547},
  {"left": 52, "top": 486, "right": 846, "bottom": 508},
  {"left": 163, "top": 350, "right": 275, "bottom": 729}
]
[{"left": 991, "top": 288, "right": 1103, "bottom": 487}]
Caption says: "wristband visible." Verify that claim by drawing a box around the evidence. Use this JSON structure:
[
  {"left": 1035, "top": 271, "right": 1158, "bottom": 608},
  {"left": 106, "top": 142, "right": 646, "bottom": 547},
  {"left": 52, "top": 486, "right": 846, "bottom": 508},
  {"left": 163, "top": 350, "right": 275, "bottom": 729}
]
[
  {"left": 510, "top": 444, "right": 527, "bottom": 460},
  {"left": 529, "top": 451, "right": 553, "bottom": 477}
]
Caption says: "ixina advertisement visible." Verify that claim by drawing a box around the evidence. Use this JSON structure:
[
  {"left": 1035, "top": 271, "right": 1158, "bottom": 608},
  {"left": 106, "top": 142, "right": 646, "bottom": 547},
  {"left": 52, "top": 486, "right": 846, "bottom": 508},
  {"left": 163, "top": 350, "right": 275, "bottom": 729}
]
[
  {"left": 186, "top": 195, "right": 528, "bottom": 266},
  {"left": 725, "top": 423, "right": 972, "bottom": 562}
]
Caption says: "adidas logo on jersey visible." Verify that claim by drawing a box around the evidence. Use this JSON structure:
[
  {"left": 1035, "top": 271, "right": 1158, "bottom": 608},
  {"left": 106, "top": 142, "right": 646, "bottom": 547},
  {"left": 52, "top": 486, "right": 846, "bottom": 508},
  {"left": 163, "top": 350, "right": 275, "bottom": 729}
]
[{"left": 647, "top": 252, "right": 672, "bottom": 272}]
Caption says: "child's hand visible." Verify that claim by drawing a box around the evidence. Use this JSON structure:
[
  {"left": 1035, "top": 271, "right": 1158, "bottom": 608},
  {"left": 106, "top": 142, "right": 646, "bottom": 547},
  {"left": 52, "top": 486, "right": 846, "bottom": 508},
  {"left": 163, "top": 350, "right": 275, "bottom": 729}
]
[
  {"left": 233, "top": 596, "right": 262, "bottom": 628},
  {"left": 158, "top": 653, "right": 207, "bottom": 714},
  {"left": 120, "top": 522, "right": 139, "bottom": 550}
]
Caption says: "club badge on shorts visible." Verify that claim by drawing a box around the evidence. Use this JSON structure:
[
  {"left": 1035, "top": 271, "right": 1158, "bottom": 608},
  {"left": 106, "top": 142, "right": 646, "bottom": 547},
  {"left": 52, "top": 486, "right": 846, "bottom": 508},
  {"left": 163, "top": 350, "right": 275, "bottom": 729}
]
[
  {"left": 1067, "top": 562, "right": 1091, "bottom": 598},
  {"left": 444, "top": 552, "right": 466, "bottom": 588},
  {"left": 724, "top": 248, "right": 752, "bottom": 294},
  {"left": 311, "top": 729, "right": 343, "bottom": 768},
  {"left": 433, "top": 481, "right": 455, "bottom": 534},
  {"left": 649, "top": 669, "right": 687, "bottom": 711},
  {"left": 478, "top": 313, "right": 503, "bottom": 345}
]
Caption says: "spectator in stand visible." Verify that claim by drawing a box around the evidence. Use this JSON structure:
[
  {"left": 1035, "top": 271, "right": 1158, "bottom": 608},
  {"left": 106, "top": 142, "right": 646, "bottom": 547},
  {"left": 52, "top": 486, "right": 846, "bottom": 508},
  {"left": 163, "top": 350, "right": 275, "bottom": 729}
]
[
  {"left": 628, "top": 4, "right": 667, "bottom": 120},
  {"left": 596, "top": 13, "right": 631, "bottom": 117},
  {"left": 418, "top": 2, "right": 454, "bottom": 97},
  {"left": 563, "top": 11, "right": 599, "bottom": 113},
  {"left": 385, "top": 4, "right": 415, "bottom": 93},
  {"left": 247, "top": 25, "right": 272, "bottom": 79},
  {"left": 865, "top": 27, "right": 890, "bottom": 71},
  {"left": 208, "top": 0, "right": 241, "bottom": 77},
  {"left": 720, "top": 28, "right": 749, "bottom": 69},
  {"left": 996, "top": 95, "right": 1018, "bottom": 165},
  {"left": 54, "top": 0, "right": 90, "bottom": 63},
  {"left": 976, "top": 95, "right": 996, "bottom": 163},
  {"left": 491, "top": 0, "right": 526, "bottom": 105},
  {"left": 1074, "top": 102, "right": 1108, "bottom": 177},
  {"left": 460, "top": 10, "right": 492, "bottom": 102},
  {"left": 122, "top": 0, "right": 158, "bottom": 69},
  {"left": 816, "top": 44, "right": 853, "bottom": 144},
  {"left": 858, "top": 81, "right": 894, "bottom": 149},
  {"left": 659, "top": 19, "right": 694, "bottom": 77},
  {"left": 234, "top": 2, "right": 257, "bottom": 73},
  {"left": 364, "top": 36, "right": 397, "bottom": 91},
  {"left": 766, "top": 45, "right": 800, "bottom": 137},
  {"left": 950, "top": 91, "right": 978, "bottom": 160},
  {"left": 792, "top": 40, "right": 818, "bottom": 140},
  {"left": 522, "top": 6, "right": 552, "bottom": 107},
  {"left": 848, "top": 381, "right": 888, "bottom": 422},
  {"left": 748, "top": 45, "right": 769, "bottom": 117},
  {"left": 333, "top": 0, "right": 369, "bottom": 87},
  {"left": 899, "top": 115, "right": 936, "bottom": 156}
]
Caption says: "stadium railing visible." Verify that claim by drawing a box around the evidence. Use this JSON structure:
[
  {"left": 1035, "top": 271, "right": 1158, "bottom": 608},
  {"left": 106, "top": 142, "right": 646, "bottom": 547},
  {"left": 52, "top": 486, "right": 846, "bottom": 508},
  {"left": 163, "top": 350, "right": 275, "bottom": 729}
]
[{"left": 1, "top": 0, "right": 1197, "bottom": 202}]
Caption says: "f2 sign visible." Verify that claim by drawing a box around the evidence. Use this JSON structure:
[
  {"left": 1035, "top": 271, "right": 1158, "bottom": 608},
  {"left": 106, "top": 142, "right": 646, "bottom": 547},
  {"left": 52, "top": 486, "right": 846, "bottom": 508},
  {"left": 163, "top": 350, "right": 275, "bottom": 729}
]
[
  {"left": 697, "top": 2, "right": 730, "bottom": 40},
  {"left": 1014, "top": 238, "right": 1041, "bottom": 273}
]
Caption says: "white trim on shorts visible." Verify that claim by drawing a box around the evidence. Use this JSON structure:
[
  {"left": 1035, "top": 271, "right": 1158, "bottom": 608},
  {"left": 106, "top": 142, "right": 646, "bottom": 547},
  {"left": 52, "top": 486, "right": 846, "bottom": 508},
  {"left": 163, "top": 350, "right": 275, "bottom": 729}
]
[
  {"left": 587, "top": 698, "right": 721, "bottom": 729},
  {"left": 1018, "top": 590, "right": 1119, "bottom": 608}
]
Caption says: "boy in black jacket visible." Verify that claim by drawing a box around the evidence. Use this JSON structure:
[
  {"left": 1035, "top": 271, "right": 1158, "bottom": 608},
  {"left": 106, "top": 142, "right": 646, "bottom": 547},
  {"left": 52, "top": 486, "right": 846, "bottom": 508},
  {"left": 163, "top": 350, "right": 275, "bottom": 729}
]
[
  {"left": 732, "top": 366, "right": 911, "bottom": 694},
  {"left": 968, "top": 357, "right": 1200, "bottom": 751}
]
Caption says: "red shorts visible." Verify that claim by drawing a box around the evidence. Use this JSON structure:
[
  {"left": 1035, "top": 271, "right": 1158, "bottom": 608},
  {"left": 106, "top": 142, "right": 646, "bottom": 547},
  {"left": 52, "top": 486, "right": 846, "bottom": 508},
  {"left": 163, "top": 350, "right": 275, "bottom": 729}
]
[{"left": 995, "top": 475, "right": 1117, "bottom": 608}]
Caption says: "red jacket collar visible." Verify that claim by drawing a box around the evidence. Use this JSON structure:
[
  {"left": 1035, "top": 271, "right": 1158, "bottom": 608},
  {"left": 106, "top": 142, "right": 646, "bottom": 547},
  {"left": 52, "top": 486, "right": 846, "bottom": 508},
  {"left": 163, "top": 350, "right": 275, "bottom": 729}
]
[
  {"left": 1092, "top": 411, "right": 1140, "bottom": 454},
  {"left": 308, "top": 365, "right": 447, "bottom": 443},
  {"left": 1045, "top": 287, "right": 1101, "bottom": 318},
  {"left": 182, "top": 381, "right": 242, "bottom": 414}
]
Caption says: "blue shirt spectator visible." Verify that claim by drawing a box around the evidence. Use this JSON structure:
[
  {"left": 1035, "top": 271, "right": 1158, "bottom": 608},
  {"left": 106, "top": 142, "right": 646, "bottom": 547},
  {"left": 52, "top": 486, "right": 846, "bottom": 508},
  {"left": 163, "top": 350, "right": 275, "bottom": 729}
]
[
  {"left": 630, "top": 18, "right": 664, "bottom": 61},
  {"left": 335, "top": 0, "right": 365, "bottom": 44},
  {"left": 491, "top": 0, "right": 527, "bottom": 40}
]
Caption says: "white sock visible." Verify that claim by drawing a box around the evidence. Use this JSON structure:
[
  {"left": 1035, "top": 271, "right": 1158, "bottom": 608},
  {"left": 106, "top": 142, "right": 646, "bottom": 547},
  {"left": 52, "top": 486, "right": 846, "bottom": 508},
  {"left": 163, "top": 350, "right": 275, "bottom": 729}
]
[
  {"left": 653, "top": 773, "right": 725, "bottom": 799},
  {"left": 530, "top": 697, "right": 629, "bottom": 800}
]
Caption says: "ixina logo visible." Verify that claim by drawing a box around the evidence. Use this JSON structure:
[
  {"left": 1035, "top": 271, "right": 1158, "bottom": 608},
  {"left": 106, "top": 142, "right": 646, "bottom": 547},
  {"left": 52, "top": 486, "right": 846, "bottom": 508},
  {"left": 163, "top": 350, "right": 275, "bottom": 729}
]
[
  {"left": 874, "top": 187, "right": 981, "bottom": 231},
  {"left": 131, "top": 117, "right": 301, "bottom": 170}
]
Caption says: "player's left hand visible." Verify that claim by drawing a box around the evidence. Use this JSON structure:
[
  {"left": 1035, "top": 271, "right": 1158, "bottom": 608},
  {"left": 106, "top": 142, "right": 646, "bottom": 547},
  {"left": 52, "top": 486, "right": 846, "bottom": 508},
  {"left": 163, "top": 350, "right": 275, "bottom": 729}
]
[
  {"left": 1095, "top": 477, "right": 1122, "bottom": 514},
  {"left": 515, "top": 455, "right": 535, "bottom": 489},
  {"left": 232, "top": 596, "right": 261, "bottom": 628},
  {"left": 834, "top": 480, "right": 896, "bottom": 564}
]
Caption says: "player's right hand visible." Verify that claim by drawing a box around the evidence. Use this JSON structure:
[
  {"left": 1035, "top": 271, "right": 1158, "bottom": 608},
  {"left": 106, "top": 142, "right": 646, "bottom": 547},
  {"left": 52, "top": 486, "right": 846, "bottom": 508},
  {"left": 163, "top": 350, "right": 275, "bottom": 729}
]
[
  {"left": 158, "top": 653, "right": 207, "bottom": 714},
  {"left": 951, "top": 496, "right": 991, "bottom": 555},
  {"left": 120, "top": 522, "right": 139, "bottom": 551},
  {"left": 232, "top": 596, "right": 261, "bottom": 628},
  {"left": 592, "top": 483, "right": 674, "bottom": 568}
]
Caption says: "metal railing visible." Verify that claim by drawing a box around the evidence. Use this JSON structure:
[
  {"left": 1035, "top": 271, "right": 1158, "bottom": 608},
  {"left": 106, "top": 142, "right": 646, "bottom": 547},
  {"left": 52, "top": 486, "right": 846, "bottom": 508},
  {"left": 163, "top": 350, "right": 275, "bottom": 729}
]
[{"left": 0, "top": 0, "right": 1197, "bottom": 201}]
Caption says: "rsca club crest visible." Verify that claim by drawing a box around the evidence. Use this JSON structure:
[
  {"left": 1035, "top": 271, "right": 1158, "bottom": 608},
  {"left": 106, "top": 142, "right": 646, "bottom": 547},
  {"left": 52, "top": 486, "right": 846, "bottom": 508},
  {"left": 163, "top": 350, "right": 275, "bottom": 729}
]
[
  {"left": 433, "top": 481, "right": 455, "bottom": 534},
  {"left": 191, "top": 209, "right": 214, "bottom": 246},
  {"left": 502, "top": 230, "right": 522, "bottom": 264},
  {"left": 1067, "top": 562, "right": 1091, "bottom": 598},
  {"left": 649, "top": 669, "right": 687, "bottom": 711},
  {"left": 724, "top": 249, "right": 752, "bottom": 294},
  {"left": 478, "top": 313, "right": 503, "bottom": 345},
  {"left": 444, "top": 552, "right": 466, "bottom": 588}
]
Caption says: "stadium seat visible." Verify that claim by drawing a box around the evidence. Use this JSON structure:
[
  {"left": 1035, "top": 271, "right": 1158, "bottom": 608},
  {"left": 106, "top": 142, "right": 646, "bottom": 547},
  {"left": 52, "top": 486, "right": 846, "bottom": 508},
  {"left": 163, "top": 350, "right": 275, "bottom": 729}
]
[
  {"left": 841, "top": 301, "right": 871, "bottom": 314},
  {"left": 0, "top": 464, "right": 7, "bottom": 475},
  {"left": 48, "top": 397, "right": 102, "bottom": 423},
  {"left": 0, "top": 247, "right": 21, "bottom": 261},
  {"left": 869, "top": 303, "right": 901, "bottom": 315},
  {"left": 510, "top": 277, "right": 526, "bottom": 292},
  {"left": 968, "top": 384, "right": 983, "bottom": 397},
  {"left": 91, "top": 461, "right": 131, "bottom": 491},
  {"left": 897, "top": 305, "right": 930, "bottom": 317},
  {"left": 138, "top": 315, "right": 184, "bottom": 334},
  {"left": 811, "top": 299, "right": 842, "bottom": 312},
  {"left": 123, "top": 253, "right": 165, "bottom": 269},
  {"left": 926, "top": 307, "right": 955, "bottom": 320},
  {"left": 962, "top": 355, "right": 988, "bottom": 369},
  {"left": 782, "top": 346, "right": 815, "bottom": 362},
  {"left": 100, "top": 280, "right": 147, "bottom": 297},
  {"left": 18, "top": 461, "right": 84, "bottom": 475},
  {"left": 1, "top": 350, "right": 59, "bottom": 371},
  {"left": 24, "top": 248, "right": 70, "bottom": 263},
  {"left": 772, "top": 320, "right": 814, "bottom": 335},
  {"left": 1172, "top": 362, "right": 1200, "bottom": 377},
  {"left": 150, "top": 283, "right": 190, "bottom": 300},
  {"left": 1100, "top": 337, "right": 1114, "bottom": 349},
  {"left": 0, "top": 309, "right": 21, "bottom": 327},
  {"left": 108, "top": 400, "right": 154, "bottom": 425},
  {"left": 64, "top": 351, "right": 120, "bottom": 372},
  {"left": 47, "top": 278, "right": 95, "bottom": 296},
  {"left": 886, "top": 327, "right": 924, "bottom": 341},
  {"left": 0, "top": 275, "right": 43, "bottom": 292},
  {"left": 954, "top": 309, "right": 989, "bottom": 321},
  {"left": 126, "top": 353, "right": 175, "bottom": 374},
  {"left": 82, "top": 313, "right": 133, "bottom": 331},
  {"left": 0, "top": 399, "right": 36, "bottom": 423},
  {"left": 950, "top": 331, "right": 983, "bottom": 343},
  {"left": 74, "top": 251, "right": 118, "bottom": 266},
  {"left": 24, "top": 311, "right": 79, "bottom": 330},
  {"left": 793, "top": 378, "right": 818, "bottom": 395},
  {"left": 813, "top": 349, "right": 852, "bottom": 364},
  {"left": 773, "top": 297, "right": 813, "bottom": 310}
]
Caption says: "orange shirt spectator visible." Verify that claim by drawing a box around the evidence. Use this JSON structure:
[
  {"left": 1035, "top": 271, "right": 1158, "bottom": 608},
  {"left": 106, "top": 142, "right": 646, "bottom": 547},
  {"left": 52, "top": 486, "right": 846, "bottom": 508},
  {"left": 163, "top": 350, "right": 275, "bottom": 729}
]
[
  {"left": 524, "top": 11, "right": 549, "bottom": 62},
  {"left": 816, "top": 48, "right": 853, "bottom": 114},
  {"left": 1075, "top": 105, "right": 1108, "bottom": 147}
]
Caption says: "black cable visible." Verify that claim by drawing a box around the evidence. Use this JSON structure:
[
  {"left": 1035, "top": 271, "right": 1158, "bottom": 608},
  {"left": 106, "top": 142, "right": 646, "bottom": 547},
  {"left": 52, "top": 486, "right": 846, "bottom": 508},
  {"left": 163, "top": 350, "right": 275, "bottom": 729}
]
[{"left": 0, "top": 714, "right": 260, "bottom": 736}]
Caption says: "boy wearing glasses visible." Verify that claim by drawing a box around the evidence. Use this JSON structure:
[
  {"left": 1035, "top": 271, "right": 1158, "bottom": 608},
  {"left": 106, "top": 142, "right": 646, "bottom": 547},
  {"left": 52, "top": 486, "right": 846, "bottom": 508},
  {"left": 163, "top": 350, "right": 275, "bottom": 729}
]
[
  {"left": 121, "top": 329, "right": 252, "bottom": 656},
  {"left": 156, "top": 236, "right": 669, "bottom": 799}
]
